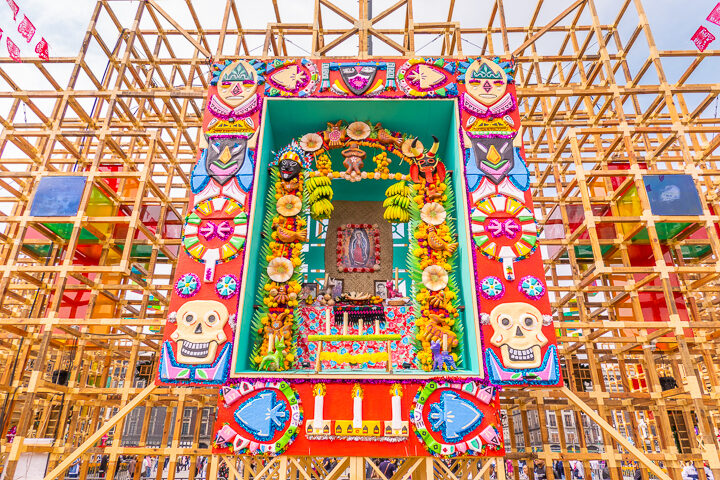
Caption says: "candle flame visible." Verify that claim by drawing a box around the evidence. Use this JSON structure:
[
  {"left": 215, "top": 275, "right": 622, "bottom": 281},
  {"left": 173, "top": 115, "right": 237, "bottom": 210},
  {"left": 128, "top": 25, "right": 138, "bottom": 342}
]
[
  {"left": 351, "top": 383, "right": 363, "bottom": 399},
  {"left": 390, "top": 383, "right": 403, "bottom": 397},
  {"left": 313, "top": 383, "right": 326, "bottom": 397}
]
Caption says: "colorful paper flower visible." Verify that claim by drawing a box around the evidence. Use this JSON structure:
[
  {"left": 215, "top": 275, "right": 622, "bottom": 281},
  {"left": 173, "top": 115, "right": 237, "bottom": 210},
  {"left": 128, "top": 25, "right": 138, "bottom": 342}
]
[
  {"left": 216, "top": 274, "right": 239, "bottom": 299},
  {"left": 267, "top": 257, "right": 294, "bottom": 283},
  {"left": 480, "top": 276, "right": 504, "bottom": 299},
  {"left": 421, "top": 202, "right": 447, "bottom": 225},
  {"left": 347, "top": 121, "right": 371, "bottom": 140},
  {"left": 422, "top": 265, "right": 449, "bottom": 291},
  {"left": 276, "top": 195, "right": 302, "bottom": 217},
  {"left": 519, "top": 275, "right": 545, "bottom": 299},
  {"left": 299, "top": 132, "right": 323, "bottom": 152},
  {"left": 175, "top": 273, "right": 200, "bottom": 298}
]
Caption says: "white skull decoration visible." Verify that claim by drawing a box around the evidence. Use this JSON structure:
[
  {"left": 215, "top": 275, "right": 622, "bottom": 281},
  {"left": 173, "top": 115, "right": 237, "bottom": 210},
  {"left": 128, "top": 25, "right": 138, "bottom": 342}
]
[
  {"left": 483, "top": 302, "right": 551, "bottom": 369},
  {"left": 170, "top": 300, "right": 229, "bottom": 364}
]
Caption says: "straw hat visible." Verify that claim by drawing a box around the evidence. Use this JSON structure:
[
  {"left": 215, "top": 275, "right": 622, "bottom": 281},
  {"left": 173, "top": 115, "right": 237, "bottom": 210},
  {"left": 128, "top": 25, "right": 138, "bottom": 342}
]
[{"left": 401, "top": 138, "right": 423, "bottom": 157}]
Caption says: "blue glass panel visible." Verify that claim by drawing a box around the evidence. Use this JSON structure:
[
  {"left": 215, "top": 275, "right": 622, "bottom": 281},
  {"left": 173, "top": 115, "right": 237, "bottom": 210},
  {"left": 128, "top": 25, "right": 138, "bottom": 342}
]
[
  {"left": 644, "top": 174, "right": 703, "bottom": 216},
  {"left": 30, "top": 176, "right": 87, "bottom": 217}
]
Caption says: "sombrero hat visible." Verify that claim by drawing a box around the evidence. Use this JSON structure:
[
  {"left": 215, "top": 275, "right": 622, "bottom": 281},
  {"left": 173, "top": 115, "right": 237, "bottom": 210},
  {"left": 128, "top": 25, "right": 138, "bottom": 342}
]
[
  {"left": 402, "top": 138, "right": 424, "bottom": 158},
  {"left": 342, "top": 142, "right": 366, "bottom": 158}
]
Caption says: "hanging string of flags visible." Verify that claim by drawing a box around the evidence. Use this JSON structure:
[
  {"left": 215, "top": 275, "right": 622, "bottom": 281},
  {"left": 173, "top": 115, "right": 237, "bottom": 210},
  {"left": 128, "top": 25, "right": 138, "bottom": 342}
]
[
  {"left": 692, "top": 2, "right": 720, "bottom": 52},
  {"left": 1, "top": 0, "right": 49, "bottom": 61}
]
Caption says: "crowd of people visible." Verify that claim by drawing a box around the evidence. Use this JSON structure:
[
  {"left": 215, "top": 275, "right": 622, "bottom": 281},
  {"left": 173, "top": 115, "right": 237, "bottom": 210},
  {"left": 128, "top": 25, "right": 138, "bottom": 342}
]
[
  {"left": 65, "top": 455, "right": 204, "bottom": 480},
  {"left": 63, "top": 456, "right": 715, "bottom": 480}
]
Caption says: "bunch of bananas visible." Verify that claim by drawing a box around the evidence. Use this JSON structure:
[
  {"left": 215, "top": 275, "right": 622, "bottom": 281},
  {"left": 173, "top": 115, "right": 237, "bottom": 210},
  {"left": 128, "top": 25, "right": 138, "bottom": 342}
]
[
  {"left": 307, "top": 175, "right": 334, "bottom": 220},
  {"left": 383, "top": 181, "right": 412, "bottom": 223}
]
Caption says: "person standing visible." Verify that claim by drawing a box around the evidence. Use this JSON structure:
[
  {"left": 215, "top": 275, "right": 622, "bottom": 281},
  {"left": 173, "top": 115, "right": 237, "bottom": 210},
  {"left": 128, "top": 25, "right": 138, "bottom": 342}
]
[
  {"left": 127, "top": 457, "right": 136, "bottom": 480},
  {"left": 378, "top": 459, "right": 396, "bottom": 479},
  {"left": 681, "top": 462, "right": 699, "bottom": 480},
  {"left": 535, "top": 461, "right": 548, "bottom": 480},
  {"left": 519, "top": 464, "right": 530, "bottom": 480},
  {"left": 142, "top": 456, "right": 152, "bottom": 479},
  {"left": 68, "top": 459, "right": 81, "bottom": 480},
  {"left": 100, "top": 455, "right": 109, "bottom": 479}
]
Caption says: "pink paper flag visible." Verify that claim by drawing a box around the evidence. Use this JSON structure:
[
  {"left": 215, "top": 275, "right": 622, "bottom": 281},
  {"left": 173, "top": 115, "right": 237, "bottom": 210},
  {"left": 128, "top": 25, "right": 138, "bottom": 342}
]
[
  {"left": 691, "top": 26, "right": 716, "bottom": 52},
  {"left": 708, "top": 2, "right": 720, "bottom": 26},
  {"left": 6, "top": 37, "right": 20, "bottom": 62},
  {"left": 35, "top": 37, "right": 48, "bottom": 60},
  {"left": 6, "top": 0, "right": 18, "bottom": 20},
  {"left": 17, "top": 15, "right": 35, "bottom": 43}
]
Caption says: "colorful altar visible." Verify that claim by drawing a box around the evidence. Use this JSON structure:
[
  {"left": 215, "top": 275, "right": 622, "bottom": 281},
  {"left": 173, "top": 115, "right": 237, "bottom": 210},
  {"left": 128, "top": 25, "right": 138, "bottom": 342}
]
[{"left": 155, "top": 56, "right": 562, "bottom": 459}]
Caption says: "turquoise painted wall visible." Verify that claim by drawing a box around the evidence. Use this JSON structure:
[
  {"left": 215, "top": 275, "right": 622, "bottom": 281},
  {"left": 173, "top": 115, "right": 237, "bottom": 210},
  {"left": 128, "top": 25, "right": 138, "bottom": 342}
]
[{"left": 232, "top": 98, "right": 481, "bottom": 376}]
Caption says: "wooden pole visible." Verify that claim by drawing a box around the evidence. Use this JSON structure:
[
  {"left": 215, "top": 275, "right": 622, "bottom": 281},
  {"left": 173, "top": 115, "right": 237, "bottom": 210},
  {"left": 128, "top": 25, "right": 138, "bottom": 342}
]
[
  {"left": 560, "top": 386, "right": 671, "bottom": 480},
  {"left": 43, "top": 384, "right": 158, "bottom": 480}
]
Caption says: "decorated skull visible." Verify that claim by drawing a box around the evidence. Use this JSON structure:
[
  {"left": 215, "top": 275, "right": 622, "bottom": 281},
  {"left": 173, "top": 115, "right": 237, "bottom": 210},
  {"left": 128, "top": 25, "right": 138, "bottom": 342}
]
[
  {"left": 170, "top": 300, "right": 229, "bottom": 364},
  {"left": 483, "top": 302, "right": 551, "bottom": 369}
]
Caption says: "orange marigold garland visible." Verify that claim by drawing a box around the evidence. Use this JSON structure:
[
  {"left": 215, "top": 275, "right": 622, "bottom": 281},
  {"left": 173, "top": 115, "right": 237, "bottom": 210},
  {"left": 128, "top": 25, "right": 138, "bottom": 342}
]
[
  {"left": 251, "top": 146, "right": 310, "bottom": 371},
  {"left": 410, "top": 175, "right": 463, "bottom": 371}
]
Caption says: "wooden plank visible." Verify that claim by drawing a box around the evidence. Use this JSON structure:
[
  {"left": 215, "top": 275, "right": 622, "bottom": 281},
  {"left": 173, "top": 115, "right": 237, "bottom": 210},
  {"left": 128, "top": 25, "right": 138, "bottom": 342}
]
[
  {"left": 43, "top": 384, "right": 157, "bottom": 480},
  {"left": 560, "top": 386, "right": 671, "bottom": 480},
  {"left": 512, "top": 0, "right": 587, "bottom": 56},
  {"left": 145, "top": 0, "right": 212, "bottom": 58}
]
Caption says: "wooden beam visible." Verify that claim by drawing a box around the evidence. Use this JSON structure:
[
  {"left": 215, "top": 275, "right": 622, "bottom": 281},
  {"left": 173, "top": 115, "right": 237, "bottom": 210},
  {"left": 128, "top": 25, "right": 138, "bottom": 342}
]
[
  {"left": 145, "top": 0, "right": 212, "bottom": 58},
  {"left": 512, "top": 0, "right": 587, "bottom": 56},
  {"left": 560, "top": 386, "right": 671, "bottom": 480},
  {"left": 43, "top": 383, "right": 158, "bottom": 480}
]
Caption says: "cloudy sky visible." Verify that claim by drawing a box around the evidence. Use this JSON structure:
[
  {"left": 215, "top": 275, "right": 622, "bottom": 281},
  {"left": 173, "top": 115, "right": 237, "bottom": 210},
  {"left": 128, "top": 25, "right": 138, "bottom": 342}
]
[
  {"left": 16, "top": 0, "right": 720, "bottom": 60},
  {"left": 2, "top": 0, "right": 718, "bottom": 114}
]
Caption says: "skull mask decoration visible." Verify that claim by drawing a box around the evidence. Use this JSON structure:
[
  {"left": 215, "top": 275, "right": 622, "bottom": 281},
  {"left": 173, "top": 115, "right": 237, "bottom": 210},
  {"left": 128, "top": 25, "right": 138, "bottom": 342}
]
[
  {"left": 409, "top": 136, "right": 446, "bottom": 184},
  {"left": 466, "top": 58, "right": 508, "bottom": 107},
  {"left": 170, "top": 300, "right": 229, "bottom": 364},
  {"left": 339, "top": 63, "right": 379, "bottom": 95},
  {"left": 205, "top": 135, "right": 248, "bottom": 186},
  {"left": 485, "top": 302, "right": 550, "bottom": 369},
  {"left": 471, "top": 137, "right": 514, "bottom": 185},
  {"left": 279, "top": 157, "right": 302, "bottom": 182},
  {"left": 216, "top": 60, "right": 258, "bottom": 107}
]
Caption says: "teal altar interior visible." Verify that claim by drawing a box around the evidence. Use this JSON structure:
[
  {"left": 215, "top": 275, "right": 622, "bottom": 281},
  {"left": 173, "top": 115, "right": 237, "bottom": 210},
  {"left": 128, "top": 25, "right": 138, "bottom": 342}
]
[{"left": 231, "top": 97, "right": 483, "bottom": 377}]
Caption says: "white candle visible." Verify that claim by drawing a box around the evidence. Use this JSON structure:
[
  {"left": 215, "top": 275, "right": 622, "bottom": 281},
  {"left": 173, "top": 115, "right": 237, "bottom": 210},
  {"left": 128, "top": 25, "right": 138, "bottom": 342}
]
[
  {"left": 352, "top": 384, "right": 363, "bottom": 428},
  {"left": 313, "top": 395, "right": 324, "bottom": 429},
  {"left": 312, "top": 384, "right": 326, "bottom": 430},
  {"left": 391, "top": 395, "right": 401, "bottom": 430},
  {"left": 390, "top": 384, "right": 402, "bottom": 431}
]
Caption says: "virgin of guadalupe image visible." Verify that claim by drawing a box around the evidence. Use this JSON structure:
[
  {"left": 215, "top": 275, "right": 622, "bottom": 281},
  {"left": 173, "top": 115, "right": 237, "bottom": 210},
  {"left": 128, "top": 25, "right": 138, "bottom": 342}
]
[{"left": 349, "top": 229, "right": 371, "bottom": 268}]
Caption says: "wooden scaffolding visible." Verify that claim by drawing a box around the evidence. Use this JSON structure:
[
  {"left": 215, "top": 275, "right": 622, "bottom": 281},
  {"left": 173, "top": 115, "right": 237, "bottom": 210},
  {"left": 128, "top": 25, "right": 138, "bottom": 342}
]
[{"left": 0, "top": 0, "right": 718, "bottom": 479}]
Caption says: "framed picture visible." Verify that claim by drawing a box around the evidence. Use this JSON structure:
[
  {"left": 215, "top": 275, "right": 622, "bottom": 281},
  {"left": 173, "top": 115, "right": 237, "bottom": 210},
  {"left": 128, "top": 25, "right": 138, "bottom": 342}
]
[
  {"left": 300, "top": 283, "right": 318, "bottom": 304},
  {"left": 328, "top": 277, "right": 344, "bottom": 298},
  {"left": 337, "top": 223, "right": 381, "bottom": 273},
  {"left": 374, "top": 280, "right": 388, "bottom": 299}
]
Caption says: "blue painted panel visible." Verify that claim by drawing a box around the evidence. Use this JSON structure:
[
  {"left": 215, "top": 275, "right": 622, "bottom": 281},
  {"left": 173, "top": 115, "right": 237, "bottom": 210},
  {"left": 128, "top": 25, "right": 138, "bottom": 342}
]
[
  {"left": 644, "top": 174, "right": 703, "bottom": 216},
  {"left": 30, "top": 176, "right": 87, "bottom": 217}
]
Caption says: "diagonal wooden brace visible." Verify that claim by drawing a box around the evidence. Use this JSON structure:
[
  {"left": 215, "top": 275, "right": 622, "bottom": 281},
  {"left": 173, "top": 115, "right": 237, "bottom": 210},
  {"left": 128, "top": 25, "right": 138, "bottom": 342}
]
[
  {"left": 560, "top": 386, "right": 671, "bottom": 480},
  {"left": 43, "top": 383, "right": 157, "bottom": 480}
]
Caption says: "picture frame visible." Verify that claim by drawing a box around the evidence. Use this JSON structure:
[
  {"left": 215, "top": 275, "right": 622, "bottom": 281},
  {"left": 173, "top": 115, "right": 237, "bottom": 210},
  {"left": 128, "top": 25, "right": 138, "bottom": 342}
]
[
  {"left": 328, "top": 277, "right": 344, "bottom": 298},
  {"left": 374, "top": 280, "right": 388, "bottom": 299},
  {"left": 336, "top": 223, "right": 381, "bottom": 273},
  {"left": 300, "top": 282, "right": 318, "bottom": 305}
]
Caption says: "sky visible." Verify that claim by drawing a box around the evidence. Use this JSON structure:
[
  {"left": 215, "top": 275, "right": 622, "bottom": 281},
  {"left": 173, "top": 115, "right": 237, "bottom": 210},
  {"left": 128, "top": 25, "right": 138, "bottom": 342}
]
[
  {"left": 15, "top": 0, "right": 720, "bottom": 65},
  {"left": 3, "top": 0, "right": 719, "bottom": 121}
]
